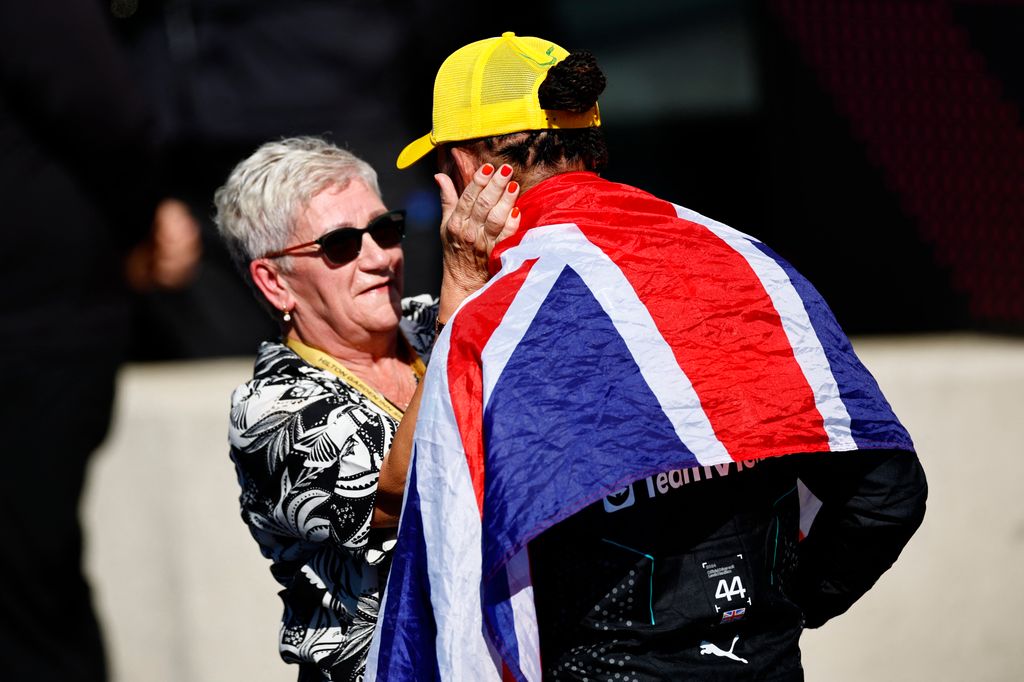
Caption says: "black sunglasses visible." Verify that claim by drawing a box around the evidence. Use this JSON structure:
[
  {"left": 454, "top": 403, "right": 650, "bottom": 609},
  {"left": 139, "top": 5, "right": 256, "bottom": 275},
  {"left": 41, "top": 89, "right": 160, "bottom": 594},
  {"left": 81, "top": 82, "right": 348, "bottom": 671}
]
[{"left": 263, "top": 209, "right": 406, "bottom": 265}]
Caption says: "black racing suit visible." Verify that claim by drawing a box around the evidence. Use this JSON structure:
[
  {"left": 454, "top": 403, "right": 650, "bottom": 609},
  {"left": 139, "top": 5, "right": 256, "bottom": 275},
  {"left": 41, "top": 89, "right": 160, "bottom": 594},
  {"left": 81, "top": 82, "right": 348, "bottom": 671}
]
[{"left": 529, "top": 450, "right": 927, "bottom": 681}]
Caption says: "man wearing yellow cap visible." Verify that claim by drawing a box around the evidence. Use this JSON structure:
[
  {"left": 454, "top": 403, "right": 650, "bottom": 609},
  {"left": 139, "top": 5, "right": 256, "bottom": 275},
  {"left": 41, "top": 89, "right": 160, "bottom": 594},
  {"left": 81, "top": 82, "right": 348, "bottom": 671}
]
[{"left": 370, "top": 32, "right": 926, "bottom": 682}]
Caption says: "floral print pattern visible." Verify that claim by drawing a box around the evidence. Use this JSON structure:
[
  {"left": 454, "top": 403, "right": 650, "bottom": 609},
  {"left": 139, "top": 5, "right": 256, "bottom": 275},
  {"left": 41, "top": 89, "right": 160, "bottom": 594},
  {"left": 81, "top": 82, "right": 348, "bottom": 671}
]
[{"left": 227, "top": 296, "right": 436, "bottom": 681}]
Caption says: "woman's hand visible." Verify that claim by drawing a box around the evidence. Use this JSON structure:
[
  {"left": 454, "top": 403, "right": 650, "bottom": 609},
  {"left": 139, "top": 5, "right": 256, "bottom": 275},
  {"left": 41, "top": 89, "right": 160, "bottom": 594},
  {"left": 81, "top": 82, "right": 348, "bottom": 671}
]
[{"left": 436, "top": 163, "right": 521, "bottom": 322}]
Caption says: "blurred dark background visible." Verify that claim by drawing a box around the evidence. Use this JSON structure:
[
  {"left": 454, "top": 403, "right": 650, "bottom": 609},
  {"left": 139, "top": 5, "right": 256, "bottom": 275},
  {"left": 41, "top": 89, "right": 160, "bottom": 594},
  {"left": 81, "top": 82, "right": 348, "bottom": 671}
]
[{"left": 109, "top": 0, "right": 1022, "bottom": 358}]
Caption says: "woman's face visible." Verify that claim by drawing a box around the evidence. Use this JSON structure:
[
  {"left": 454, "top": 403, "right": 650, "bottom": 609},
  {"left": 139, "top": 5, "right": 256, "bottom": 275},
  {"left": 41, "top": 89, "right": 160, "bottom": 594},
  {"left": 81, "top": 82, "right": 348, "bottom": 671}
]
[{"left": 284, "top": 179, "right": 404, "bottom": 348}]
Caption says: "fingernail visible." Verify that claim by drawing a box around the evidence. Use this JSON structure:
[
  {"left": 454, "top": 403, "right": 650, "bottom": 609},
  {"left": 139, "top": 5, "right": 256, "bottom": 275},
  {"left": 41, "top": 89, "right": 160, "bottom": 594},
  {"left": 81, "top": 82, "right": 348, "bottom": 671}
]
[
  {"left": 511, "top": 207, "right": 520, "bottom": 219},
  {"left": 481, "top": 164, "right": 494, "bottom": 176},
  {"left": 499, "top": 165, "right": 512, "bottom": 177},
  {"left": 507, "top": 181, "right": 519, "bottom": 194}
]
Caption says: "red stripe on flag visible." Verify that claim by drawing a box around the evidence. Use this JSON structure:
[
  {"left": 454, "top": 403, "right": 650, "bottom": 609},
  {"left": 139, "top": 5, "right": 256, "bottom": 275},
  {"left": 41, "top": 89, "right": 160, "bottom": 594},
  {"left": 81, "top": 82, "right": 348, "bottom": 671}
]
[
  {"left": 587, "top": 208, "right": 830, "bottom": 459},
  {"left": 505, "top": 173, "right": 831, "bottom": 459},
  {"left": 447, "top": 259, "right": 539, "bottom": 515}
]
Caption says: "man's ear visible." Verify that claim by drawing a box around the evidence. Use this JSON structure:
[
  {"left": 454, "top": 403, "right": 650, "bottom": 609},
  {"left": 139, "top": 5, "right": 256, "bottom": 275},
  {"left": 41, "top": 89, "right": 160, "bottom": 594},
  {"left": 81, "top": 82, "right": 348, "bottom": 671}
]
[
  {"left": 250, "top": 259, "right": 293, "bottom": 313},
  {"left": 449, "top": 146, "right": 481, "bottom": 190}
]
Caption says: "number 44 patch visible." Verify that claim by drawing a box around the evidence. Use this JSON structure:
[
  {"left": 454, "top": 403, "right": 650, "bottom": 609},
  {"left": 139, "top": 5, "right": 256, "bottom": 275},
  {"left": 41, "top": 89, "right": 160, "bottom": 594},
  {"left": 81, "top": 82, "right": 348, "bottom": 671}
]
[
  {"left": 701, "top": 554, "right": 752, "bottom": 625},
  {"left": 716, "top": 576, "right": 747, "bottom": 602}
]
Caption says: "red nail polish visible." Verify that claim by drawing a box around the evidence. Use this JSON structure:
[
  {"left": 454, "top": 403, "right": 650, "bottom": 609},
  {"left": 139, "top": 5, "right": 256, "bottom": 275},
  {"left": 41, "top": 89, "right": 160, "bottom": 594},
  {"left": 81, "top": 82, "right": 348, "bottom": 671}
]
[
  {"left": 507, "top": 181, "right": 519, "bottom": 193},
  {"left": 499, "top": 165, "right": 512, "bottom": 177},
  {"left": 481, "top": 164, "right": 494, "bottom": 176},
  {"left": 511, "top": 207, "right": 520, "bottom": 219}
]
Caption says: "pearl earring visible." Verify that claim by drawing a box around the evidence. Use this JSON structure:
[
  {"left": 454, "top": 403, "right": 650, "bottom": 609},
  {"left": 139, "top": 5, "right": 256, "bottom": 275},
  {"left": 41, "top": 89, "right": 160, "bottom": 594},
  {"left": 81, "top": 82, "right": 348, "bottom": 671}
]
[{"left": 282, "top": 308, "right": 293, "bottom": 323}]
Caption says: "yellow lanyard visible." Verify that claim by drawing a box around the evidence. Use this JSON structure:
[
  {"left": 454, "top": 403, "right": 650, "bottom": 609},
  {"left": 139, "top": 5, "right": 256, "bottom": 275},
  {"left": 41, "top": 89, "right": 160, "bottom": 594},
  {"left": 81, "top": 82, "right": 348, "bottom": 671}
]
[{"left": 285, "top": 336, "right": 426, "bottom": 421}]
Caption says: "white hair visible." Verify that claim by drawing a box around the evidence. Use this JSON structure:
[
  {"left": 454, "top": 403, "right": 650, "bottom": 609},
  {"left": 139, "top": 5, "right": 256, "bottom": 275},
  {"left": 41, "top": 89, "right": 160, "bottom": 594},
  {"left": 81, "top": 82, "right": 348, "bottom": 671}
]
[{"left": 213, "top": 136, "right": 380, "bottom": 275}]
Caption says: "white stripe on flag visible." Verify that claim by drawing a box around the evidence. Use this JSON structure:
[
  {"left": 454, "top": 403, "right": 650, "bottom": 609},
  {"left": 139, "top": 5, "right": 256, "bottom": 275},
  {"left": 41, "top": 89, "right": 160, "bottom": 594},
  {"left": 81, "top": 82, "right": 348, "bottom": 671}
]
[
  {"left": 414, "top": 334, "right": 504, "bottom": 680},
  {"left": 494, "top": 223, "right": 731, "bottom": 465},
  {"left": 797, "top": 478, "right": 824, "bottom": 537},
  {"left": 673, "top": 205, "right": 857, "bottom": 451},
  {"left": 507, "top": 548, "right": 542, "bottom": 681}
]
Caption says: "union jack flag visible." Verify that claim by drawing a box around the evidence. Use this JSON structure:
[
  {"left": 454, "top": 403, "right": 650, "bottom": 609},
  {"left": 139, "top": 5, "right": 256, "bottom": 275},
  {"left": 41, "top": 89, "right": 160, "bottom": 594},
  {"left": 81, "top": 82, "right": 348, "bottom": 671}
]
[
  {"left": 721, "top": 608, "right": 747, "bottom": 624},
  {"left": 367, "top": 172, "right": 913, "bottom": 681}
]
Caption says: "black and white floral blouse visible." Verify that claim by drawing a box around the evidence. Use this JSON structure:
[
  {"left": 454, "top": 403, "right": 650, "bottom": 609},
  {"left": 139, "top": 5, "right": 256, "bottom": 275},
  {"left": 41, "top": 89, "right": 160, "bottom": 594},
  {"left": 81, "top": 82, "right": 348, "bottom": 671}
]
[{"left": 227, "top": 296, "right": 437, "bottom": 682}]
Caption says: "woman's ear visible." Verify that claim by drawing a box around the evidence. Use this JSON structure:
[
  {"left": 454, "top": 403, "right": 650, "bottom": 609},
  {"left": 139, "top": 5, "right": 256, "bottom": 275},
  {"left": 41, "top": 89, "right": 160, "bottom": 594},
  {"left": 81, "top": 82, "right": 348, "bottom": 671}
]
[{"left": 250, "top": 259, "right": 293, "bottom": 313}]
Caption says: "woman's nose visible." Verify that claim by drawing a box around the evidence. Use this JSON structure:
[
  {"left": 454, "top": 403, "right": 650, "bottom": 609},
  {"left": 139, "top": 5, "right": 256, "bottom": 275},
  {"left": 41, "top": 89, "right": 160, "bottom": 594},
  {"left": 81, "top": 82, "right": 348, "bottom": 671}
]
[{"left": 357, "top": 231, "right": 393, "bottom": 269}]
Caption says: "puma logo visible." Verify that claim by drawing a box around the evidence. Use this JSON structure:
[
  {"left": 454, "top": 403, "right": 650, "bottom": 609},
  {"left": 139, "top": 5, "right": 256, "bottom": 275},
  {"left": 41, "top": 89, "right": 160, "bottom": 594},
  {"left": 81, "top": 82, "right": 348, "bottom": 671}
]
[{"left": 699, "top": 635, "right": 749, "bottom": 664}]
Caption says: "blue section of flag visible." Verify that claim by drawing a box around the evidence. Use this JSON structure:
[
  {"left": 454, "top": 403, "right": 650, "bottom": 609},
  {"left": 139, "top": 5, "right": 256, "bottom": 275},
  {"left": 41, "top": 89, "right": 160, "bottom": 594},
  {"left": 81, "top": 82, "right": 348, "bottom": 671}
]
[
  {"left": 374, "top": 462, "right": 440, "bottom": 681},
  {"left": 481, "top": 266, "right": 700, "bottom": 580}
]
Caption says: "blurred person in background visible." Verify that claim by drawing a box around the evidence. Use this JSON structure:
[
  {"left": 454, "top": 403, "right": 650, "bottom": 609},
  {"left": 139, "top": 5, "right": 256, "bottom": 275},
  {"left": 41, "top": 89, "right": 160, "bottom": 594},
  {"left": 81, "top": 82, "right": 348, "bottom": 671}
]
[
  {"left": 370, "top": 33, "right": 928, "bottom": 681},
  {"left": 0, "top": 1, "right": 200, "bottom": 680},
  {"left": 214, "top": 137, "right": 519, "bottom": 680}
]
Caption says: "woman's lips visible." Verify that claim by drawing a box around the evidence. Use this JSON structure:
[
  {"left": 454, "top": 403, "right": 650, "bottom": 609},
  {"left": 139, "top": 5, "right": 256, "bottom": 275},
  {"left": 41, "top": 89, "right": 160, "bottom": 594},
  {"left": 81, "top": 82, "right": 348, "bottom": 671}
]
[{"left": 360, "top": 279, "right": 393, "bottom": 295}]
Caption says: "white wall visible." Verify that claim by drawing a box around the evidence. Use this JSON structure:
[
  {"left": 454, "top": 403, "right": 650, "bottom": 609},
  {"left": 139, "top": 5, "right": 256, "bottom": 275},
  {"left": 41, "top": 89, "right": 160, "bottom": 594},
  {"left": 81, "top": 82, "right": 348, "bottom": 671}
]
[
  {"left": 83, "top": 334, "right": 1024, "bottom": 681},
  {"left": 801, "top": 335, "right": 1024, "bottom": 682},
  {"left": 84, "top": 358, "right": 290, "bottom": 682}
]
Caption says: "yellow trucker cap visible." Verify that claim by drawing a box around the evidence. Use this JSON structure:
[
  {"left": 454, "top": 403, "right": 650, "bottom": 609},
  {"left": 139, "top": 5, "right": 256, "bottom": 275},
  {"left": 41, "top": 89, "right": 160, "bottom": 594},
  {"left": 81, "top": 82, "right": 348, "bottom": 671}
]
[{"left": 396, "top": 32, "right": 602, "bottom": 169}]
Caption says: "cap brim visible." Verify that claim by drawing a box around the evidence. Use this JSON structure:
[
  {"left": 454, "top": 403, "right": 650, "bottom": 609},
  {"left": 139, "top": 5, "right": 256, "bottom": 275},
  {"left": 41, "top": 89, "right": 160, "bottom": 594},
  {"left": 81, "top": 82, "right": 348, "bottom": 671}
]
[{"left": 396, "top": 132, "right": 436, "bottom": 170}]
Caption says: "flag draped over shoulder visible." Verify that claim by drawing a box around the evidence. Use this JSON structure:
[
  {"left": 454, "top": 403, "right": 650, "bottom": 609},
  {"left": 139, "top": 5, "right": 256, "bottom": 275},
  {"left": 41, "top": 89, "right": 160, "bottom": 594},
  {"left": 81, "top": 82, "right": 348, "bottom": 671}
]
[{"left": 366, "top": 172, "right": 913, "bottom": 681}]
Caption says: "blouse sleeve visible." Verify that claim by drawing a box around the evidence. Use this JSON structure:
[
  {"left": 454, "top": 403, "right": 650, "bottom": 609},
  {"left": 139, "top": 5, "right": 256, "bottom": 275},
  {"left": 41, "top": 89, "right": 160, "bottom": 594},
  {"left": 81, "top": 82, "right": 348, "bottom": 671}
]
[
  {"left": 228, "top": 371, "right": 399, "bottom": 558},
  {"left": 400, "top": 294, "right": 440, "bottom": 359}
]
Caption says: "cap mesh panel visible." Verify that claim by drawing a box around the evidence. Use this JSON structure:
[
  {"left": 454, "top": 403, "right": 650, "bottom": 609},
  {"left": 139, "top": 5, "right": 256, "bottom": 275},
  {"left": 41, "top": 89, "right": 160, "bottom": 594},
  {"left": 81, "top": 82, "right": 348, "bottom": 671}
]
[
  {"left": 422, "top": 35, "right": 579, "bottom": 146},
  {"left": 480, "top": 44, "right": 542, "bottom": 105}
]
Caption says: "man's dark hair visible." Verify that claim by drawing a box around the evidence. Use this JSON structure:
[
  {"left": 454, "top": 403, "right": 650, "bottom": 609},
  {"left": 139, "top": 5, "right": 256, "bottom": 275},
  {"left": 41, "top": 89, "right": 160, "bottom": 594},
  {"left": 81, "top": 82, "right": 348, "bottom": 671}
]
[{"left": 452, "top": 51, "right": 609, "bottom": 173}]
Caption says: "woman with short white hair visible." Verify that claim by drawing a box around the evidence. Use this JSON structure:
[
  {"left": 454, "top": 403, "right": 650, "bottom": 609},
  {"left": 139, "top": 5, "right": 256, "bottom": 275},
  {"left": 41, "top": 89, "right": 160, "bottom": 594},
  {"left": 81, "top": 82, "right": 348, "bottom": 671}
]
[{"left": 214, "top": 136, "right": 519, "bottom": 680}]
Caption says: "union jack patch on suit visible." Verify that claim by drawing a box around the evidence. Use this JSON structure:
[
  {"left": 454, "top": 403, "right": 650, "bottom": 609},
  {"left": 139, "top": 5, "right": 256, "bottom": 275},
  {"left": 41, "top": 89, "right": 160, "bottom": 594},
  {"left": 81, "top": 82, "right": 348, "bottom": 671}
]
[{"left": 721, "top": 608, "right": 747, "bottom": 624}]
